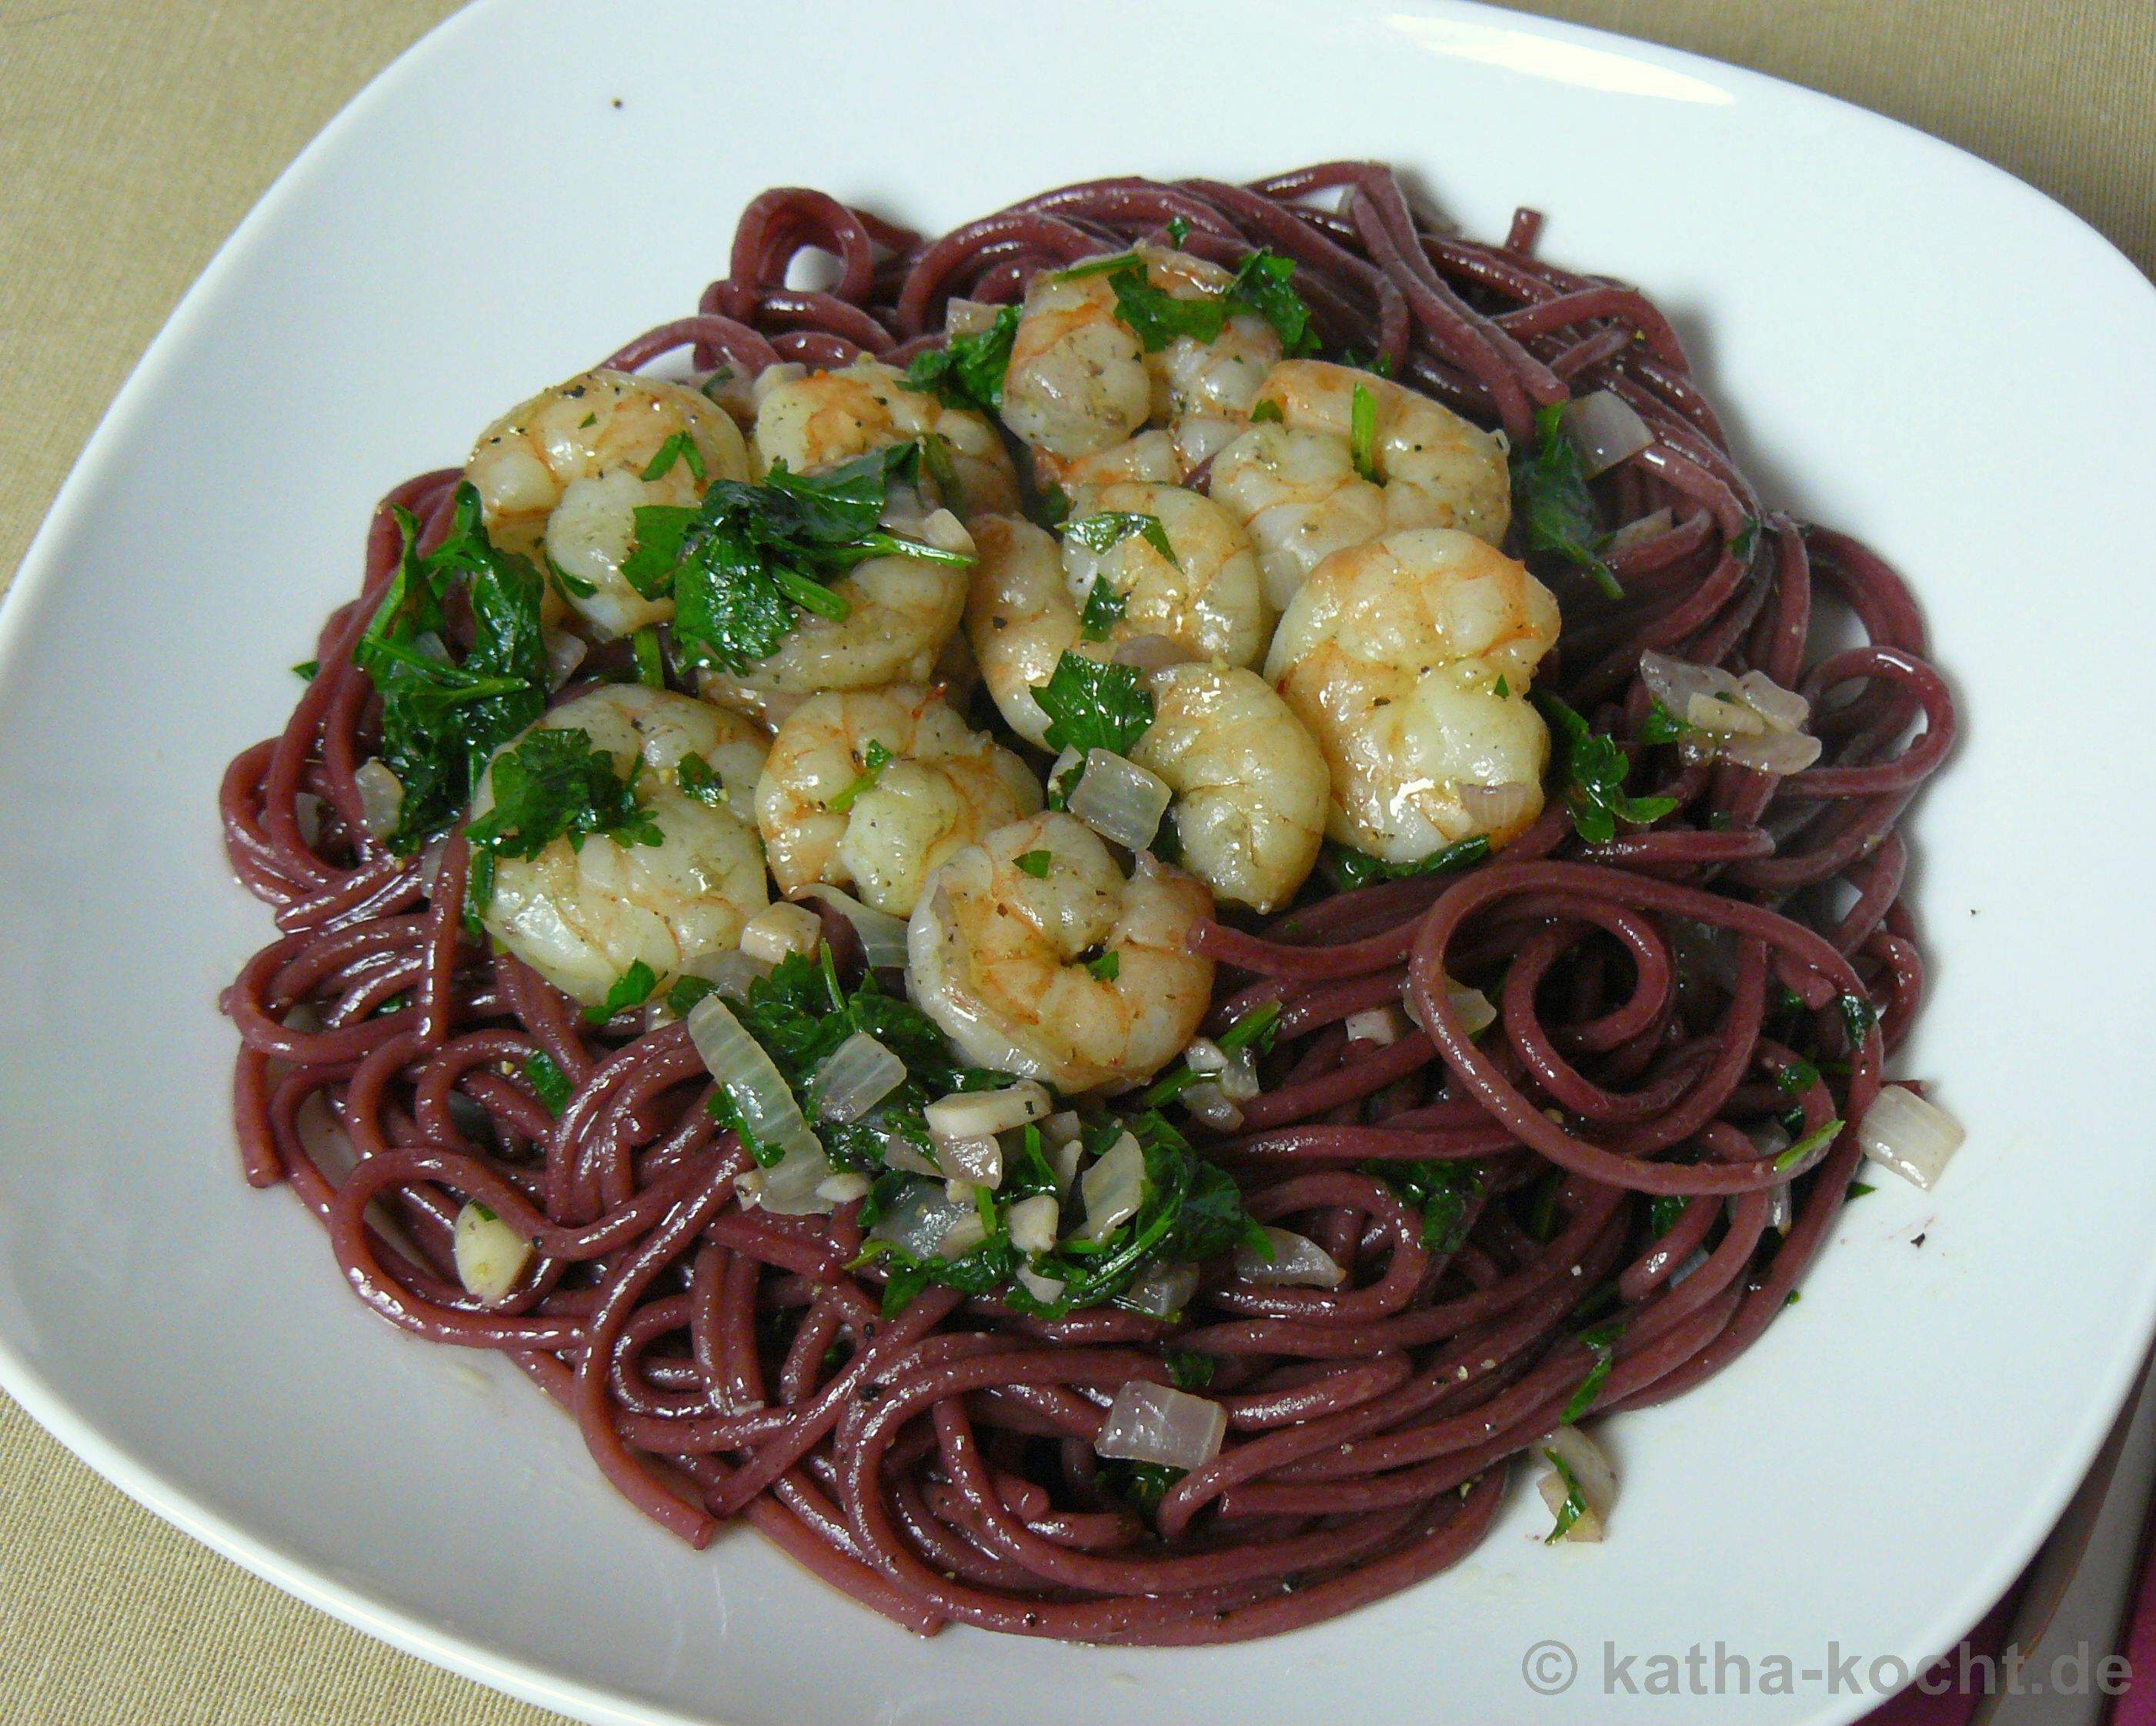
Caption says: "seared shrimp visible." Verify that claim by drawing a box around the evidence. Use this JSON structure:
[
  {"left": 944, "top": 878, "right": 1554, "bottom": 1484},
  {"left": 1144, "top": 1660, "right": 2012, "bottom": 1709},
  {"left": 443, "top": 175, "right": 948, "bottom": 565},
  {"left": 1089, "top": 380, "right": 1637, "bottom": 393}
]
[
  {"left": 906, "top": 813, "right": 1215, "bottom": 1090},
  {"left": 1264, "top": 528, "right": 1560, "bottom": 863},
  {"left": 1213, "top": 359, "right": 1511, "bottom": 609},
  {"left": 477, "top": 687, "right": 769, "bottom": 1006},
  {"left": 965, "top": 487, "right": 1268, "bottom": 746},
  {"left": 756, "top": 686, "right": 1041, "bottom": 917},
  {"left": 466, "top": 369, "right": 749, "bottom": 638},
  {"left": 751, "top": 358, "right": 1020, "bottom": 517},
  {"left": 1132, "top": 663, "right": 1328, "bottom": 913},
  {"left": 1001, "top": 246, "right": 1281, "bottom": 463},
  {"left": 699, "top": 506, "right": 974, "bottom": 728}
]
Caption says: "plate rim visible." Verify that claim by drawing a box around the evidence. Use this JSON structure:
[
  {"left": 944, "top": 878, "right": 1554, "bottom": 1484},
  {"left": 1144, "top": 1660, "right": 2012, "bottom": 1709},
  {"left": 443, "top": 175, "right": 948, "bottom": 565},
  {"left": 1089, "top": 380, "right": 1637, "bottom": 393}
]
[{"left": 4, "top": 2, "right": 2155, "bottom": 1722}]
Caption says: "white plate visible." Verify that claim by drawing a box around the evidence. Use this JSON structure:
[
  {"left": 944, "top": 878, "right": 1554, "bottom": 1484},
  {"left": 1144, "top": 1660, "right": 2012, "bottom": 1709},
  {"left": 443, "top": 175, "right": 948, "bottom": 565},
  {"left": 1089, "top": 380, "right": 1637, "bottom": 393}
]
[{"left": 3, "top": 2, "right": 2154, "bottom": 1722}]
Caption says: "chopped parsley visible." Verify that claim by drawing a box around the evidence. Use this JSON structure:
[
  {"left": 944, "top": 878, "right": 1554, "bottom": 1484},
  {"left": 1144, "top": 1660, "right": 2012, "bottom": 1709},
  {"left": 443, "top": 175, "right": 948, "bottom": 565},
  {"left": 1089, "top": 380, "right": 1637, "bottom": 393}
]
[
  {"left": 1065, "top": 510, "right": 1179, "bottom": 567},
  {"left": 1165, "top": 215, "right": 1191, "bottom": 248},
  {"left": 1034, "top": 482, "right": 1073, "bottom": 530},
  {"left": 462, "top": 726, "right": 663, "bottom": 927},
  {"left": 900, "top": 303, "right": 1022, "bottom": 417},
  {"left": 916, "top": 430, "right": 963, "bottom": 514},
  {"left": 1846, "top": 1181, "right": 1877, "bottom": 1201},
  {"left": 1560, "top": 1317, "right": 1625, "bottom": 1424},
  {"left": 351, "top": 482, "right": 550, "bottom": 853},
  {"left": 1014, "top": 849, "right": 1054, "bottom": 879},
  {"left": 631, "top": 625, "right": 666, "bottom": 689},
  {"left": 1103, "top": 1461, "right": 1185, "bottom": 1521},
  {"left": 1363, "top": 1158, "right": 1484, "bottom": 1252},
  {"left": 522, "top": 1051, "right": 573, "bottom": 1116},
  {"left": 1249, "top": 398, "right": 1283, "bottom": 424},
  {"left": 1730, "top": 516, "right": 1760, "bottom": 561},
  {"left": 1838, "top": 992, "right": 1880, "bottom": 1050},
  {"left": 1774, "top": 1117, "right": 1844, "bottom": 1172},
  {"left": 1079, "top": 578, "right": 1128, "bottom": 641},
  {"left": 586, "top": 959, "right": 659, "bottom": 1025},
  {"left": 666, "top": 973, "right": 714, "bottom": 1017},
  {"left": 826, "top": 740, "right": 894, "bottom": 814},
  {"left": 1535, "top": 691, "right": 1677, "bottom": 846},
  {"left": 1034, "top": 650, "right": 1155, "bottom": 763},
  {"left": 676, "top": 750, "right": 728, "bottom": 807},
  {"left": 1776, "top": 1059, "right": 1823, "bottom": 1097},
  {"left": 1325, "top": 834, "right": 1490, "bottom": 892},
  {"left": 291, "top": 659, "right": 319, "bottom": 681},
  {"left": 639, "top": 430, "right": 706, "bottom": 484},
  {"left": 1544, "top": 1447, "right": 1590, "bottom": 1544},
  {"left": 1639, "top": 698, "right": 1692, "bottom": 745},
  {"left": 1512, "top": 402, "right": 1623, "bottom": 600},
  {"left": 1349, "top": 382, "right": 1378, "bottom": 481},
  {"left": 1060, "top": 248, "right": 1318, "bottom": 358},
  {"left": 1086, "top": 950, "right": 1122, "bottom": 982},
  {"left": 1647, "top": 1193, "right": 1690, "bottom": 1236},
  {"left": 619, "top": 445, "right": 970, "bottom": 675},
  {"left": 1165, "top": 1347, "right": 1214, "bottom": 1390},
  {"left": 1139, "top": 1000, "right": 1281, "bottom": 1108}
]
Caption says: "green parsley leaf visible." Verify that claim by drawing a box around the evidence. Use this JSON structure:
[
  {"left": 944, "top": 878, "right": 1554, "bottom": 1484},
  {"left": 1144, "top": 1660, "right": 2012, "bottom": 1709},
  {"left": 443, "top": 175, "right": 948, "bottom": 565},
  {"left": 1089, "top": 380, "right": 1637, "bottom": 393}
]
[
  {"left": 1165, "top": 1347, "right": 1214, "bottom": 1390},
  {"left": 1349, "top": 382, "right": 1378, "bottom": 481},
  {"left": 1774, "top": 1117, "right": 1844, "bottom": 1172},
  {"left": 1223, "top": 249, "right": 1320, "bottom": 356},
  {"left": 1066, "top": 510, "right": 1179, "bottom": 567},
  {"left": 1363, "top": 1158, "right": 1484, "bottom": 1252},
  {"left": 292, "top": 659, "right": 320, "bottom": 681},
  {"left": 462, "top": 726, "right": 663, "bottom": 925},
  {"left": 1165, "top": 215, "right": 1191, "bottom": 248},
  {"left": 586, "top": 959, "right": 659, "bottom": 1024},
  {"left": 1035, "top": 482, "right": 1072, "bottom": 530},
  {"left": 1014, "top": 849, "right": 1053, "bottom": 879},
  {"left": 1494, "top": 674, "right": 1510, "bottom": 699},
  {"left": 1560, "top": 1317, "right": 1625, "bottom": 1424},
  {"left": 1544, "top": 1447, "right": 1590, "bottom": 1544},
  {"left": 1838, "top": 992, "right": 1880, "bottom": 1050},
  {"left": 900, "top": 303, "right": 1022, "bottom": 417},
  {"left": 1139, "top": 1001, "right": 1280, "bottom": 1109},
  {"left": 1083, "top": 249, "right": 1317, "bottom": 358},
  {"left": 1103, "top": 1461, "right": 1185, "bottom": 1521},
  {"left": 1639, "top": 698, "right": 1692, "bottom": 745},
  {"left": 1512, "top": 402, "right": 1623, "bottom": 600},
  {"left": 1249, "top": 398, "right": 1283, "bottom": 423},
  {"left": 640, "top": 430, "right": 706, "bottom": 484},
  {"left": 1087, "top": 950, "right": 1121, "bottom": 982},
  {"left": 522, "top": 1051, "right": 573, "bottom": 1116},
  {"left": 916, "top": 430, "right": 964, "bottom": 515},
  {"left": 1524, "top": 1168, "right": 1566, "bottom": 1242},
  {"left": 1846, "top": 1181, "right": 1877, "bottom": 1201},
  {"left": 826, "top": 739, "right": 894, "bottom": 814},
  {"left": 1534, "top": 691, "right": 1678, "bottom": 846},
  {"left": 1343, "top": 349, "right": 1397, "bottom": 379},
  {"left": 1325, "top": 834, "right": 1490, "bottom": 892},
  {"left": 1033, "top": 651, "right": 1155, "bottom": 760},
  {"left": 546, "top": 553, "right": 599, "bottom": 602},
  {"left": 699, "top": 366, "right": 734, "bottom": 404},
  {"left": 1647, "top": 1193, "right": 1690, "bottom": 1236},
  {"left": 351, "top": 482, "right": 551, "bottom": 853},
  {"left": 676, "top": 750, "right": 728, "bottom": 807},
  {"left": 1079, "top": 578, "right": 1127, "bottom": 642},
  {"left": 1730, "top": 516, "right": 1760, "bottom": 561},
  {"left": 1775, "top": 1059, "right": 1823, "bottom": 1097},
  {"left": 666, "top": 973, "right": 714, "bottom": 1017},
  {"left": 631, "top": 625, "right": 666, "bottom": 689}
]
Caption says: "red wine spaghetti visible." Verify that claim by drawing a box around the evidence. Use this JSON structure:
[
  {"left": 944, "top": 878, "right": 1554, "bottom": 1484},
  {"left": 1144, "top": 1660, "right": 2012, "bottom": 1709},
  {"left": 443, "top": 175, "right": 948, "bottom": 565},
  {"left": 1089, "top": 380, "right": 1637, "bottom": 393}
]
[{"left": 220, "top": 162, "right": 1954, "bottom": 1643}]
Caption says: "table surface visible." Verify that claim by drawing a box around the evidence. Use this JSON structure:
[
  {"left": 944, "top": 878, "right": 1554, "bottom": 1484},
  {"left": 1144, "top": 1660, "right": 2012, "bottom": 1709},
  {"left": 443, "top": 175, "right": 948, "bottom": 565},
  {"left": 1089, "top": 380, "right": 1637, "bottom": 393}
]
[{"left": 3, "top": 2, "right": 2152, "bottom": 1721}]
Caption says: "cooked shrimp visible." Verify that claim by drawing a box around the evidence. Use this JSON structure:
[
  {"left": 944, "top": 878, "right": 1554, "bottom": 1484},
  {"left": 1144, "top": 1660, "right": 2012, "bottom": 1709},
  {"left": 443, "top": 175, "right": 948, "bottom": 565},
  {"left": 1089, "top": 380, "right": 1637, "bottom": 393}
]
[
  {"left": 477, "top": 687, "right": 769, "bottom": 1006},
  {"left": 1212, "top": 359, "right": 1511, "bottom": 610},
  {"left": 699, "top": 506, "right": 974, "bottom": 728},
  {"left": 1001, "top": 246, "right": 1281, "bottom": 463},
  {"left": 751, "top": 358, "right": 1019, "bottom": 517},
  {"left": 1263, "top": 528, "right": 1560, "bottom": 863},
  {"left": 756, "top": 686, "right": 1041, "bottom": 917},
  {"left": 1131, "top": 663, "right": 1328, "bottom": 913},
  {"left": 964, "top": 486, "right": 1268, "bottom": 747},
  {"left": 906, "top": 813, "right": 1214, "bottom": 1090},
  {"left": 465, "top": 368, "right": 749, "bottom": 639}
]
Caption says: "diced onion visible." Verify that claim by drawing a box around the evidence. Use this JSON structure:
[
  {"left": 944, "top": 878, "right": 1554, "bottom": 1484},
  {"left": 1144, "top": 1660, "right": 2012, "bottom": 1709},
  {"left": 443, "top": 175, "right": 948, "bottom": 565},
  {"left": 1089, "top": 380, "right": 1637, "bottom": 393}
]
[
  {"left": 926, "top": 1080, "right": 1052, "bottom": 1141},
  {"left": 1006, "top": 1193, "right": 1061, "bottom": 1254},
  {"left": 815, "top": 1171, "right": 872, "bottom": 1204},
  {"left": 1856, "top": 1084, "right": 1964, "bottom": 1190},
  {"left": 416, "top": 836, "right": 449, "bottom": 896},
  {"left": 1016, "top": 1267, "right": 1068, "bottom": 1305},
  {"left": 869, "top": 1181, "right": 975, "bottom": 1258},
  {"left": 793, "top": 883, "right": 909, "bottom": 969},
  {"left": 941, "top": 1208, "right": 990, "bottom": 1257},
  {"left": 1079, "top": 1132, "right": 1145, "bottom": 1240},
  {"left": 1562, "top": 389, "right": 1653, "bottom": 477},
  {"left": 452, "top": 1202, "right": 531, "bottom": 1303},
  {"left": 1457, "top": 780, "right": 1537, "bottom": 831},
  {"left": 751, "top": 362, "right": 806, "bottom": 406},
  {"left": 739, "top": 902, "right": 823, "bottom": 964},
  {"left": 1607, "top": 506, "right": 1674, "bottom": 554},
  {"left": 1403, "top": 977, "right": 1497, "bottom": 1038},
  {"left": 933, "top": 1133, "right": 1004, "bottom": 1188},
  {"left": 1067, "top": 750, "right": 1173, "bottom": 850},
  {"left": 811, "top": 1032, "right": 906, "bottom": 1124},
  {"left": 1096, "top": 1381, "right": 1227, "bottom": 1470},
  {"left": 1236, "top": 1226, "right": 1347, "bottom": 1288},
  {"left": 879, "top": 1133, "right": 944, "bottom": 1177},
  {"left": 686, "top": 994, "right": 823, "bottom": 1173},
  {"left": 294, "top": 793, "right": 322, "bottom": 849},
  {"left": 1640, "top": 649, "right": 1818, "bottom": 776},
  {"left": 1736, "top": 669, "right": 1811, "bottom": 732},
  {"left": 1180, "top": 1083, "right": 1244, "bottom": 1132},
  {"left": 1719, "top": 729, "right": 1824, "bottom": 775},
  {"left": 354, "top": 758, "right": 405, "bottom": 840},
  {"left": 543, "top": 627, "right": 588, "bottom": 689},
  {"left": 1042, "top": 1115, "right": 1086, "bottom": 1191},
  {"left": 739, "top": 1140, "right": 833, "bottom": 1216},
  {"left": 679, "top": 948, "right": 770, "bottom": 1003},
  {"left": 1111, "top": 633, "right": 1196, "bottom": 671},
  {"left": 944, "top": 297, "right": 1001, "bottom": 336},
  {"left": 1765, "top": 1181, "right": 1793, "bottom": 1234},
  {"left": 1345, "top": 1006, "right": 1407, "bottom": 1047},
  {"left": 1120, "top": 1260, "right": 1200, "bottom": 1318},
  {"left": 1182, "top": 1037, "right": 1258, "bottom": 1100},
  {"left": 1537, "top": 1424, "right": 1617, "bottom": 1542}
]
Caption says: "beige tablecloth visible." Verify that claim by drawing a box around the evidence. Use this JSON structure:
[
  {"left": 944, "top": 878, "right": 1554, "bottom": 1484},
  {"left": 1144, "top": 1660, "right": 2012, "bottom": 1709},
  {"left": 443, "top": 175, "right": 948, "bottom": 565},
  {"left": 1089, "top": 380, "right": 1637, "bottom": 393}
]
[{"left": 1, "top": 3, "right": 2151, "bottom": 1720}]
